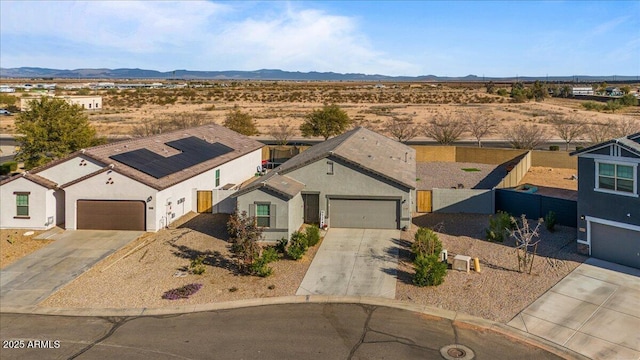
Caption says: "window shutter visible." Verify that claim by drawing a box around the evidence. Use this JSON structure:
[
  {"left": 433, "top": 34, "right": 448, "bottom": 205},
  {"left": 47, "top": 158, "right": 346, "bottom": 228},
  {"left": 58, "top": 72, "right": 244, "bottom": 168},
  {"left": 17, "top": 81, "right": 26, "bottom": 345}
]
[
  {"left": 249, "top": 203, "right": 255, "bottom": 218},
  {"left": 270, "top": 204, "right": 276, "bottom": 228}
]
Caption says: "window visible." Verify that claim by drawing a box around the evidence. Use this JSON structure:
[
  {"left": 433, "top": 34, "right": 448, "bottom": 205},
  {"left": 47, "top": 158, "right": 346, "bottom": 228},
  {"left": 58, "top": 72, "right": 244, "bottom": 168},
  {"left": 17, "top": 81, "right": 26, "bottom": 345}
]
[
  {"left": 215, "top": 169, "right": 220, "bottom": 187},
  {"left": 597, "top": 162, "right": 636, "bottom": 195},
  {"left": 327, "top": 161, "right": 334, "bottom": 175},
  {"left": 16, "top": 193, "right": 29, "bottom": 217},
  {"left": 256, "top": 204, "right": 270, "bottom": 227}
]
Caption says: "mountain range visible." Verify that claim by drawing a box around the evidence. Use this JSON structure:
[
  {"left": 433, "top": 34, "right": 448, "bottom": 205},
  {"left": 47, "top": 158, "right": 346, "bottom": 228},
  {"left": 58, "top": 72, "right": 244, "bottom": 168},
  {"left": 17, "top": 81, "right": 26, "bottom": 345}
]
[{"left": 0, "top": 67, "right": 637, "bottom": 82}]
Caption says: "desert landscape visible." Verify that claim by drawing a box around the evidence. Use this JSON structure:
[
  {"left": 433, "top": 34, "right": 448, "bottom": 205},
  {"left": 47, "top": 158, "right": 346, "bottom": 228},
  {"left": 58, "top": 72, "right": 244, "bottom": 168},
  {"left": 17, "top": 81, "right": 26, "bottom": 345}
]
[{"left": 1, "top": 81, "right": 639, "bottom": 142}]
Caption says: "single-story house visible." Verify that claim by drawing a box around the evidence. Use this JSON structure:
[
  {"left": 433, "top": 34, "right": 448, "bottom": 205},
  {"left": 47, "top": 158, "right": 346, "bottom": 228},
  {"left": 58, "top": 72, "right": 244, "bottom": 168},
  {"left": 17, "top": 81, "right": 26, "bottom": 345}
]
[
  {"left": 570, "top": 133, "right": 640, "bottom": 269},
  {"left": 0, "top": 124, "right": 263, "bottom": 232},
  {"left": 233, "top": 127, "right": 416, "bottom": 241}
]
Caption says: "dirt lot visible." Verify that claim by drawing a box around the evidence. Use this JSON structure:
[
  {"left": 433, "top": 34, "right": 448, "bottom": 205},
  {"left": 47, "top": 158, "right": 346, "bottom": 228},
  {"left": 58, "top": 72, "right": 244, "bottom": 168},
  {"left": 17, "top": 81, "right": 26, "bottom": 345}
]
[
  {"left": 399, "top": 213, "right": 586, "bottom": 323},
  {"left": 40, "top": 213, "right": 320, "bottom": 309},
  {"left": 0, "top": 229, "right": 51, "bottom": 269},
  {"left": 1, "top": 82, "right": 637, "bottom": 141},
  {"left": 519, "top": 166, "right": 577, "bottom": 191}
]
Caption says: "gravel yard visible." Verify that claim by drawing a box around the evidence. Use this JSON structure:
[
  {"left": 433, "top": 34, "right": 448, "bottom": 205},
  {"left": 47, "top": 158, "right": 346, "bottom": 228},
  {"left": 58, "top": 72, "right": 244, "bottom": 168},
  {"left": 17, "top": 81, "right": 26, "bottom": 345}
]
[
  {"left": 37, "top": 211, "right": 586, "bottom": 325},
  {"left": 1, "top": 229, "right": 51, "bottom": 269},
  {"left": 416, "top": 162, "right": 506, "bottom": 190},
  {"left": 397, "top": 213, "right": 586, "bottom": 323},
  {"left": 40, "top": 213, "right": 320, "bottom": 309}
]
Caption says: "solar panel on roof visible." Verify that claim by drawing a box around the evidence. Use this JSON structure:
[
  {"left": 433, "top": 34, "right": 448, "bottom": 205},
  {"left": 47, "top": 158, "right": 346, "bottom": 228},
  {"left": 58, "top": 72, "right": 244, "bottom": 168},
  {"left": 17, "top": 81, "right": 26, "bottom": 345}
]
[{"left": 109, "top": 137, "right": 234, "bottom": 178}]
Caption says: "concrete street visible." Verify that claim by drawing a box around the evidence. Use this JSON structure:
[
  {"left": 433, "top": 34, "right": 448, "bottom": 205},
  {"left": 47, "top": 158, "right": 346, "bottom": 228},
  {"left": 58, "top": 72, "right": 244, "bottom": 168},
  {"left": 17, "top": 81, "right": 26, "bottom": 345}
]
[
  {"left": 0, "top": 303, "right": 567, "bottom": 360},
  {"left": 509, "top": 258, "right": 640, "bottom": 360},
  {"left": 296, "top": 229, "right": 399, "bottom": 298},
  {"left": 0, "top": 230, "right": 142, "bottom": 306}
]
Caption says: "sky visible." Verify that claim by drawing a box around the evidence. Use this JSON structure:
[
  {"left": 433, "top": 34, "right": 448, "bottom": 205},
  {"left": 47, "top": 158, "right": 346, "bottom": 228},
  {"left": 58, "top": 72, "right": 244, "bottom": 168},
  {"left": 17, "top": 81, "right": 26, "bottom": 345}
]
[{"left": 1, "top": 1, "right": 638, "bottom": 77}]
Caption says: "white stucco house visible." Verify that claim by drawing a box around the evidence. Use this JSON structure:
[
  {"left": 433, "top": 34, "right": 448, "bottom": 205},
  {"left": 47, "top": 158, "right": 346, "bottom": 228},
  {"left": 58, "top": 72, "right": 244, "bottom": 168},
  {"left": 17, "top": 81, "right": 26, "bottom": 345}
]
[
  {"left": 0, "top": 124, "right": 263, "bottom": 231},
  {"left": 20, "top": 95, "right": 103, "bottom": 111}
]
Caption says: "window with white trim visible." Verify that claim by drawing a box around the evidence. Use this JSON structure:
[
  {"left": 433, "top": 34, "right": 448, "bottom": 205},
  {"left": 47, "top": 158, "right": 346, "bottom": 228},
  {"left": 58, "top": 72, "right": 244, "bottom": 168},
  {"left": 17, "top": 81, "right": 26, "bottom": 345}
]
[{"left": 596, "top": 161, "right": 636, "bottom": 195}]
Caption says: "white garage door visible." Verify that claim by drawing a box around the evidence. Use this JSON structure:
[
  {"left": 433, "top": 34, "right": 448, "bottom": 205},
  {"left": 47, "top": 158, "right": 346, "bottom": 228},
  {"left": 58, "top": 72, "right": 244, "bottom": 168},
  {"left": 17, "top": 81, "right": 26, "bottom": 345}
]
[
  {"left": 591, "top": 222, "right": 640, "bottom": 269},
  {"left": 330, "top": 199, "right": 399, "bottom": 229}
]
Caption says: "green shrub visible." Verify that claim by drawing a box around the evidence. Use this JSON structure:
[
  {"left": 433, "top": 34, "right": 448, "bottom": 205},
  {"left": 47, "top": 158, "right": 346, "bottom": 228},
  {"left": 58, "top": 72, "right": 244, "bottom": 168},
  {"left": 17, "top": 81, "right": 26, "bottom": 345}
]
[
  {"left": 3, "top": 161, "right": 18, "bottom": 171},
  {"left": 582, "top": 101, "right": 605, "bottom": 111},
  {"left": 305, "top": 226, "right": 321, "bottom": 247},
  {"left": 575, "top": 146, "right": 584, "bottom": 151},
  {"left": 545, "top": 211, "right": 557, "bottom": 232},
  {"left": 549, "top": 145, "right": 560, "bottom": 151},
  {"left": 497, "top": 88, "right": 508, "bottom": 96},
  {"left": 0, "top": 163, "right": 10, "bottom": 175},
  {"left": 486, "top": 211, "right": 514, "bottom": 242},
  {"left": 411, "top": 228, "right": 442, "bottom": 258},
  {"left": 189, "top": 255, "right": 206, "bottom": 275},
  {"left": 275, "top": 237, "right": 288, "bottom": 254},
  {"left": 250, "top": 247, "right": 279, "bottom": 277},
  {"left": 413, "top": 255, "right": 447, "bottom": 287},
  {"left": 286, "top": 231, "right": 308, "bottom": 260}
]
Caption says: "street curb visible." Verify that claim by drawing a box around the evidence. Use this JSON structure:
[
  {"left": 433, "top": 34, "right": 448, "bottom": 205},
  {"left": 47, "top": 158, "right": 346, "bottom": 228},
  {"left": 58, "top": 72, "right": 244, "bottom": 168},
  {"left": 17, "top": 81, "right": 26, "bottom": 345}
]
[{"left": 1, "top": 295, "right": 587, "bottom": 360}]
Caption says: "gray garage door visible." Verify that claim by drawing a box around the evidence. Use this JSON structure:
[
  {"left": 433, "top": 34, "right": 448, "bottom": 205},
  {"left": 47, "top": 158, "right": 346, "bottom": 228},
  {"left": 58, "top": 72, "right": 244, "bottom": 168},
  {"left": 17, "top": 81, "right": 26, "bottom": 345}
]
[
  {"left": 591, "top": 222, "right": 640, "bottom": 269},
  {"left": 330, "top": 199, "right": 398, "bottom": 229},
  {"left": 77, "top": 200, "right": 146, "bottom": 231}
]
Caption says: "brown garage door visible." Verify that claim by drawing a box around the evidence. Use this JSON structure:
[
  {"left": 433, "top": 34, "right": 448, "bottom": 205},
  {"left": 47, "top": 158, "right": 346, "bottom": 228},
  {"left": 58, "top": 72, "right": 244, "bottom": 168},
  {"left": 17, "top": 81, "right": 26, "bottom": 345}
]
[{"left": 77, "top": 200, "right": 146, "bottom": 231}]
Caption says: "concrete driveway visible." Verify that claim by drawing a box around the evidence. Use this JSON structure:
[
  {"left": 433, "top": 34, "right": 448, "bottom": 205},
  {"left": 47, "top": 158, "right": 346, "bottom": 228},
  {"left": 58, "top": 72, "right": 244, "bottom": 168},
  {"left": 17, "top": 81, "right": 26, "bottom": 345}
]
[
  {"left": 508, "top": 258, "right": 640, "bottom": 360},
  {"left": 296, "top": 228, "right": 399, "bottom": 299},
  {"left": 0, "top": 230, "right": 142, "bottom": 307}
]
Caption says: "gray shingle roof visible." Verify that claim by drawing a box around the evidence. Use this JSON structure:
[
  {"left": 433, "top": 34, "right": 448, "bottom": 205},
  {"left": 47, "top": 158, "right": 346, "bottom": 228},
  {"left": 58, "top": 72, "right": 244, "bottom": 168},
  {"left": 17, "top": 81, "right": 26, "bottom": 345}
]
[
  {"left": 571, "top": 132, "right": 640, "bottom": 157},
  {"left": 234, "top": 127, "right": 416, "bottom": 198}
]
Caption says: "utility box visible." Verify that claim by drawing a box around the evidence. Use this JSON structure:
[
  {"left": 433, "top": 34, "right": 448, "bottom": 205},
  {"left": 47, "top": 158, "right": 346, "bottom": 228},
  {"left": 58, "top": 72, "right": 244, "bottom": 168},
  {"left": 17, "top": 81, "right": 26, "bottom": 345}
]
[{"left": 453, "top": 254, "right": 471, "bottom": 272}]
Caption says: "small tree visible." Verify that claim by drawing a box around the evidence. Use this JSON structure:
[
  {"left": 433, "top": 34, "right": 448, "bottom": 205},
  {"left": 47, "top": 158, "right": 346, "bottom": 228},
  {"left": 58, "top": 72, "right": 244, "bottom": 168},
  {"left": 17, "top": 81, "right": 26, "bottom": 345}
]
[
  {"left": 510, "top": 215, "right": 542, "bottom": 274},
  {"left": 413, "top": 254, "right": 447, "bottom": 287},
  {"left": 132, "top": 117, "right": 172, "bottom": 137},
  {"left": 300, "top": 104, "right": 352, "bottom": 140},
  {"left": 504, "top": 123, "right": 549, "bottom": 149},
  {"left": 411, "top": 227, "right": 442, "bottom": 258},
  {"left": 268, "top": 120, "right": 295, "bottom": 146},
  {"left": 227, "top": 210, "right": 263, "bottom": 272},
  {"left": 530, "top": 80, "right": 548, "bottom": 102},
  {"left": 168, "top": 112, "right": 210, "bottom": 129},
  {"left": 485, "top": 81, "right": 496, "bottom": 94},
  {"left": 463, "top": 112, "right": 497, "bottom": 147},
  {"left": 385, "top": 116, "right": 419, "bottom": 143},
  {"left": 15, "top": 96, "right": 105, "bottom": 169},
  {"left": 224, "top": 106, "right": 259, "bottom": 136},
  {"left": 584, "top": 121, "right": 614, "bottom": 145},
  {"left": 609, "top": 117, "right": 640, "bottom": 138},
  {"left": 422, "top": 114, "right": 466, "bottom": 145},
  {"left": 550, "top": 114, "right": 586, "bottom": 151}
]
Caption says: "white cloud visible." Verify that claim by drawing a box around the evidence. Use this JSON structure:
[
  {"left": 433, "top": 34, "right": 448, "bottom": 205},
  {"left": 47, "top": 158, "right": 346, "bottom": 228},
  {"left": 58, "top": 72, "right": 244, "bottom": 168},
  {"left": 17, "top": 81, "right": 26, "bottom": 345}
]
[{"left": 591, "top": 16, "right": 630, "bottom": 35}]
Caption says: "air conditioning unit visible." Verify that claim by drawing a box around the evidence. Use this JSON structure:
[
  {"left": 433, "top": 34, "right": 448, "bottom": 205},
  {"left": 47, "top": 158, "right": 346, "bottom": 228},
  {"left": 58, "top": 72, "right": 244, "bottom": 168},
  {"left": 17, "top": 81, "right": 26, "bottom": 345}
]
[{"left": 453, "top": 255, "right": 471, "bottom": 272}]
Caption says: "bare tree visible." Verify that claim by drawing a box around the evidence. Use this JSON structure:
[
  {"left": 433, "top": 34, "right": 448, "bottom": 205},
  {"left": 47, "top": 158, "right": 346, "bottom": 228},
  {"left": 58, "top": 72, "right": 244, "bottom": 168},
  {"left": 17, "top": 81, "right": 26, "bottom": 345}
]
[
  {"left": 584, "top": 121, "right": 614, "bottom": 145},
  {"left": 550, "top": 114, "right": 586, "bottom": 151},
  {"left": 422, "top": 113, "right": 466, "bottom": 145},
  {"left": 268, "top": 120, "right": 296, "bottom": 146},
  {"left": 168, "top": 112, "right": 210, "bottom": 129},
  {"left": 462, "top": 111, "right": 497, "bottom": 147},
  {"left": 384, "top": 116, "right": 420, "bottom": 143},
  {"left": 132, "top": 117, "right": 172, "bottom": 137},
  {"left": 609, "top": 117, "right": 640, "bottom": 138},
  {"left": 504, "top": 123, "right": 549, "bottom": 149},
  {"left": 510, "top": 215, "right": 542, "bottom": 274}
]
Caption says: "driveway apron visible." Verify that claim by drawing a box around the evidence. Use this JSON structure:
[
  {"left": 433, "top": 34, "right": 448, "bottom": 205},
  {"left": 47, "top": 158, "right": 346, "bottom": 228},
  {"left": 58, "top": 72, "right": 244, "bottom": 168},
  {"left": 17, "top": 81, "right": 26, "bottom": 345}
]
[
  {"left": 0, "top": 230, "right": 143, "bottom": 307},
  {"left": 508, "top": 258, "right": 640, "bottom": 360},
  {"left": 296, "top": 228, "right": 399, "bottom": 299}
]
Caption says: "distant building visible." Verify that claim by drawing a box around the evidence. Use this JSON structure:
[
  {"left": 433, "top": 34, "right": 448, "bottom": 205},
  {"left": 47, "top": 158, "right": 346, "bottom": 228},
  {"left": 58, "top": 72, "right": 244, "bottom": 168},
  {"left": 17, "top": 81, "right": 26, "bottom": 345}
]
[
  {"left": 20, "top": 95, "right": 102, "bottom": 111},
  {"left": 572, "top": 86, "right": 594, "bottom": 96},
  {"left": 0, "top": 85, "right": 15, "bottom": 93},
  {"left": 605, "top": 87, "right": 623, "bottom": 96}
]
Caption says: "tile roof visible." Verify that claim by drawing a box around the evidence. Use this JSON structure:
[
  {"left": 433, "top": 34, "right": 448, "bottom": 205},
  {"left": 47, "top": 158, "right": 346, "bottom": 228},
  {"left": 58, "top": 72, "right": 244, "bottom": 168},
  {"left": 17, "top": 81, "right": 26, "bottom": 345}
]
[
  {"left": 0, "top": 172, "right": 58, "bottom": 189},
  {"left": 571, "top": 132, "right": 640, "bottom": 157},
  {"left": 42, "top": 124, "right": 263, "bottom": 190}
]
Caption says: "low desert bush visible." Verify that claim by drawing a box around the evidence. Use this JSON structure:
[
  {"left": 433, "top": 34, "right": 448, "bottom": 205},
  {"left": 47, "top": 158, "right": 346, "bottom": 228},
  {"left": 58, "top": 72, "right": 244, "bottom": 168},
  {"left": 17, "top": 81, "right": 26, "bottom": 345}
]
[
  {"left": 162, "top": 283, "right": 202, "bottom": 300},
  {"left": 250, "top": 247, "right": 279, "bottom": 277},
  {"left": 189, "top": 255, "right": 206, "bottom": 275},
  {"left": 486, "top": 211, "right": 514, "bottom": 242},
  {"left": 413, "top": 255, "right": 447, "bottom": 287},
  {"left": 549, "top": 145, "right": 560, "bottom": 151},
  {"left": 275, "top": 237, "right": 288, "bottom": 254},
  {"left": 286, "top": 231, "right": 308, "bottom": 260},
  {"left": 411, "top": 228, "right": 442, "bottom": 258},
  {"left": 305, "top": 226, "right": 321, "bottom": 247}
]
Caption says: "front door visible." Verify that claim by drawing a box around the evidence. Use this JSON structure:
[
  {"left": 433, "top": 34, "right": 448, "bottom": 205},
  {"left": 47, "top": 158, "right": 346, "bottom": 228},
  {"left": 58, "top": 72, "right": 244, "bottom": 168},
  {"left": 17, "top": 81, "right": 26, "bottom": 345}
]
[{"left": 302, "top": 193, "right": 320, "bottom": 224}]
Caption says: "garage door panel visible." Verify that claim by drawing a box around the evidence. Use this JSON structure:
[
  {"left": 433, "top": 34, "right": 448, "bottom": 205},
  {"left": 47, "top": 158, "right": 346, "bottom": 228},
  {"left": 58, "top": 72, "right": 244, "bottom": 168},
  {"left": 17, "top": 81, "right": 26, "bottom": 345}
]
[
  {"left": 78, "top": 200, "right": 146, "bottom": 231},
  {"left": 591, "top": 223, "right": 640, "bottom": 269},
  {"left": 330, "top": 199, "right": 398, "bottom": 229}
]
